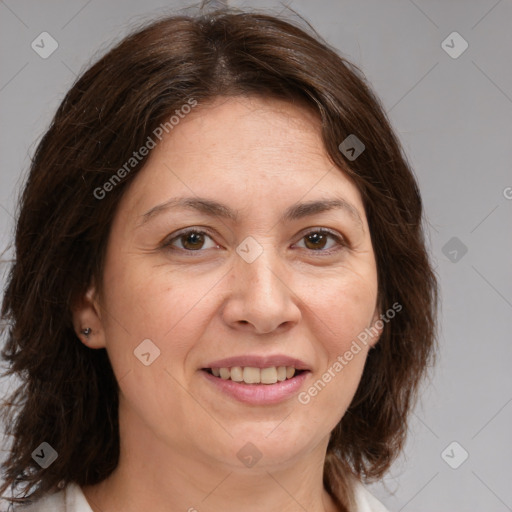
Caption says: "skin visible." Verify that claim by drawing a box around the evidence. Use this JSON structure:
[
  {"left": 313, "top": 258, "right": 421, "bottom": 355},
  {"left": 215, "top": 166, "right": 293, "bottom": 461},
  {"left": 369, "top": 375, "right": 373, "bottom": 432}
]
[{"left": 75, "top": 95, "right": 382, "bottom": 512}]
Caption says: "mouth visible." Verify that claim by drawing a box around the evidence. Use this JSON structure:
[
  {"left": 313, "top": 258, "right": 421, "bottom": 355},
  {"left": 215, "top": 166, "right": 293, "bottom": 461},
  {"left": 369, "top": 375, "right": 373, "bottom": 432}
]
[
  {"left": 200, "top": 355, "right": 311, "bottom": 404},
  {"left": 200, "top": 359, "right": 311, "bottom": 405},
  {"left": 202, "top": 366, "right": 307, "bottom": 384}
]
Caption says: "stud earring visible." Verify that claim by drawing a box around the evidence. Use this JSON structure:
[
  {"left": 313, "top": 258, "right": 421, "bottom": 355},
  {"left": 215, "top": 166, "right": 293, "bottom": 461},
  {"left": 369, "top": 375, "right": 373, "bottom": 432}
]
[{"left": 81, "top": 327, "right": 92, "bottom": 338}]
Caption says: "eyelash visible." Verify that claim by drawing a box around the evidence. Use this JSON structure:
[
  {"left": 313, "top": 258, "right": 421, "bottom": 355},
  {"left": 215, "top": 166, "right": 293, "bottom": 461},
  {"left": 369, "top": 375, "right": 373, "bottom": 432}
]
[{"left": 162, "top": 227, "right": 347, "bottom": 256}]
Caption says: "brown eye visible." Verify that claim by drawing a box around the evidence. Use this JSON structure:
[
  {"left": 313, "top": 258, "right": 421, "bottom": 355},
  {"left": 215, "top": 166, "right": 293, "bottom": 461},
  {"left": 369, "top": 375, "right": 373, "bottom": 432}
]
[
  {"left": 296, "top": 229, "right": 344, "bottom": 253},
  {"left": 181, "top": 232, "right": 205, "bottom": 250},
  {"left": 304, "top": 232, "right": 328, "bottom": 250},
  {"left": 165, "top": 230, "right": 217, "bottom": 251}
]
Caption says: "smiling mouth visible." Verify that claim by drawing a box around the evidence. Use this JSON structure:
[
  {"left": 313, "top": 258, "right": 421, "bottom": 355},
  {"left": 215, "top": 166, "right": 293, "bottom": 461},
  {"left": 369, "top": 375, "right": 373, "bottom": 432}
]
[{"left": 203, "top": 366, "right": 307, "bottom": 384}]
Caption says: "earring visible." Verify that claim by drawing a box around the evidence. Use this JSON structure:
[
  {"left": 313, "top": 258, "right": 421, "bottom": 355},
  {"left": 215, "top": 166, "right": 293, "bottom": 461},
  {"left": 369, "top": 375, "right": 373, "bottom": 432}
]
[{"left": 81, "top": 327, "right": 92, "bottom": 338}]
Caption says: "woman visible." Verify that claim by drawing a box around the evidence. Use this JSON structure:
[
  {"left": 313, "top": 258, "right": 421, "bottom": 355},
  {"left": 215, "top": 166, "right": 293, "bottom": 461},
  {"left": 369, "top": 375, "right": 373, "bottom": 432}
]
[{"left": 0, "top": 6, "right": 438, "bottom": 512}]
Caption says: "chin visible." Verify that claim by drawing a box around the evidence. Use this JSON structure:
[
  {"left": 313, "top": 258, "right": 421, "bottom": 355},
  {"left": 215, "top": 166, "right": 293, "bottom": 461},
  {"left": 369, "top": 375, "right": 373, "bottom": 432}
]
[{"left": 212, "top": 427, "right": 319, "bottom": 469}]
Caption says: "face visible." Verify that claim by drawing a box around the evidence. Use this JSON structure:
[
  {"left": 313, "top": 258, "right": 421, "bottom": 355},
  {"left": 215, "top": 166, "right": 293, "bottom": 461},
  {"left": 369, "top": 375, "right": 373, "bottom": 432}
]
[{"left": 79, "top": 95, "right": 381, "bottom": 472}]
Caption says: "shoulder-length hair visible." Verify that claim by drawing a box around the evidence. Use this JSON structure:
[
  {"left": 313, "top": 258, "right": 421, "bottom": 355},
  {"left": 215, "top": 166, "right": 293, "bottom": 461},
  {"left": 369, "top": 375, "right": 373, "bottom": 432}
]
[{"left": 0, "top": 6, "right": 438, "bottom": 511}]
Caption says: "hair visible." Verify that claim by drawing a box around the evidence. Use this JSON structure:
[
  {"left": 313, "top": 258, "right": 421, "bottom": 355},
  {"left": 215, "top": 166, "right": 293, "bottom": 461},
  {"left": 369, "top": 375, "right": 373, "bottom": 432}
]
[{"left": 0, "top": 5, "right": 438, "bottom": 511}]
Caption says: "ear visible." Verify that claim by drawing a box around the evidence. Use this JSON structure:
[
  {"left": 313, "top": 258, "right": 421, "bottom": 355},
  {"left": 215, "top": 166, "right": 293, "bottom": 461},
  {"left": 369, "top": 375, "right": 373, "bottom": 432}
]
[
  {"left": 71, "top": 284, "right": 107, "bottom": 349},
  {"left": 368, "top": 305, "right": 384, "bottom": 348}
]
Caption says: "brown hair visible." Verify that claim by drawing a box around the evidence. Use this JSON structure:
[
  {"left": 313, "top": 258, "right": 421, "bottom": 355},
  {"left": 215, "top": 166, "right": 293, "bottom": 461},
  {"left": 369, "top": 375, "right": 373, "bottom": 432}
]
[{"left": 0, "top": 6, "right": 438, "bottom": 511}]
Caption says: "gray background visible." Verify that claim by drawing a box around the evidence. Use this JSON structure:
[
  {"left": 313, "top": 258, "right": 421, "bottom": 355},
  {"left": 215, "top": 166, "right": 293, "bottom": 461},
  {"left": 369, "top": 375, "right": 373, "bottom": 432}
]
[{"left": 1, "top": 0, "right": 511, "bottom": 511}]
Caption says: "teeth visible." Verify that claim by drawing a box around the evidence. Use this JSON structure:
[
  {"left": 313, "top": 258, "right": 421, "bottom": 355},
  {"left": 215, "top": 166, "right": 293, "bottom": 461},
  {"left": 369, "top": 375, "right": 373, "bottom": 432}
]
[
  {"left": 261, "top": 367, "right": 277, "bottom": 384},
  {"left": 276, "top": 366, "right": 287, "bottom": 381},
  {"left": 219, "top": 367, "right": 230, "bottom": 380},
  {"left": 243, "top": 367, "right": 261, "bottom": 384},
  {"left": 209, "top": 366, "right": 299, "bottom": 384},
  {"left": 230, "top": 366, "right": 243, "bottom": 382}
]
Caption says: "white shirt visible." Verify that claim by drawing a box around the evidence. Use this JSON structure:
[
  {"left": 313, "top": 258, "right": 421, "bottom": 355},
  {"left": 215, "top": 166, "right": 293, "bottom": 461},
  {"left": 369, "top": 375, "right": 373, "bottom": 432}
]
[{"left": 15, "top": 480, "right": 390, "bottom": 511}]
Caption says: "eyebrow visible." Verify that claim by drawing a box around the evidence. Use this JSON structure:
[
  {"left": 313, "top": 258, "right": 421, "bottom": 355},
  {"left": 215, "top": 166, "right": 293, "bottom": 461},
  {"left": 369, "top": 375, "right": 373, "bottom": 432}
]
[{"left": 138, "top": 196, "right": 363, "bottom": 230}]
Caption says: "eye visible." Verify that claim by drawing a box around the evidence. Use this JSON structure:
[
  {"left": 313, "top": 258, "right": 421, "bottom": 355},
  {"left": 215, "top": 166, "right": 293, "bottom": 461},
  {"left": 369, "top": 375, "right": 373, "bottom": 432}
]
[
  {"left": 163, "top": 229, "right": 218, "bottom": 252},
  {"left": 162, "top": 227, "right": 346, "bottom": 255},
  {"left": 294, "top": 229, "right": 346, "bottom": 253}
]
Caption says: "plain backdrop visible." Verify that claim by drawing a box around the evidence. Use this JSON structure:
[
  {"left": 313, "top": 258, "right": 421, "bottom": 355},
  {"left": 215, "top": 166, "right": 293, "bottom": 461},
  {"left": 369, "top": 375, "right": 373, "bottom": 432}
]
[{"left": 1, "top": 1, "right": 511, "bottom": 511}]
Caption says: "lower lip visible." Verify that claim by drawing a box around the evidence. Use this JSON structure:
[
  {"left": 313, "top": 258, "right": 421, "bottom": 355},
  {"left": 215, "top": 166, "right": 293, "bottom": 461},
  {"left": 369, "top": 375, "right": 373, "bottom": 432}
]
[{"left": 201, "top": 370, "right": 310, "bottom": 405}]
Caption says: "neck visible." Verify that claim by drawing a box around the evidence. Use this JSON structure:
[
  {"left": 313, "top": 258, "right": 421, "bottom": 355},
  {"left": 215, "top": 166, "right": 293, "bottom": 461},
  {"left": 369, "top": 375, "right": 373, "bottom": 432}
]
[{"left": 82, "top": 403, "right": 341, "bottom": 512}]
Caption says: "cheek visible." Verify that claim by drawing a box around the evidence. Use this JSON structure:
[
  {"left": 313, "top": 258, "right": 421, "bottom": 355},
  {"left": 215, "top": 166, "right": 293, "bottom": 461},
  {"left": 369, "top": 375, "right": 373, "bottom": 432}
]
[
  {"left": 296, "top": 277, "right": 375, "bottom": 427},
  {"left": 302, "top": 264, "right": 378, "bottom": 347},
  {"left": 99, "top": 254, "right": 220, "bottom": 375},
  {"left": 290, "top": 264, "right": 377, "bottom": 414},
  {"left": 298, "top": 348, "right": 368, "bottom": 439},
  {"left": 296, "top": 264, "right": 377, "bottom": 405},
  {"left": 97, "top": 258, "right": 211, "bottom": 432}
]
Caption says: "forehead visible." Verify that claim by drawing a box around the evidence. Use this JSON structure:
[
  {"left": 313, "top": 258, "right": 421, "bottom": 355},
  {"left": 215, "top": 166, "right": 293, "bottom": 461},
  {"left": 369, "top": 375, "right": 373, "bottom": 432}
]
[
  {"left": 120, "top": 95, "right": 364, "bottom": 221},
  {"left": 162, "top": 95, "right": 325, "bottom": 161}
]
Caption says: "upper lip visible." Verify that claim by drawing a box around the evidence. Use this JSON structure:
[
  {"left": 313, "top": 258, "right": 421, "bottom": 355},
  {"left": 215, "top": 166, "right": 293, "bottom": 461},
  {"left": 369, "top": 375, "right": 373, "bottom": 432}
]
[{"left": 203, "top": 355, "right": 311, "bottom": 371}]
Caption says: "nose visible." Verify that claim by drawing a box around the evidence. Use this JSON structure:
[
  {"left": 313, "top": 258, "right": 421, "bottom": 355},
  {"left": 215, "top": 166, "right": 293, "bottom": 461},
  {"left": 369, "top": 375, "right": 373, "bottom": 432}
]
[{"left": 221, "top": 247, "right": 302, "bottom": 335}]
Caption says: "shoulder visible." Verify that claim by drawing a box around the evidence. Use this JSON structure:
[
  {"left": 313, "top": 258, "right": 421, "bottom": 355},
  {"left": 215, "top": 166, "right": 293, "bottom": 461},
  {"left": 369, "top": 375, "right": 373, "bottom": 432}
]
[
  {"left": 352, "top": 480, "right": 391, "bottom": 512},
  {"left": 12, "top": 482, "right": 92, "bottom": 512},
  {"left": 11, "top": 480, "right": 389, "bottom": 512}
]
